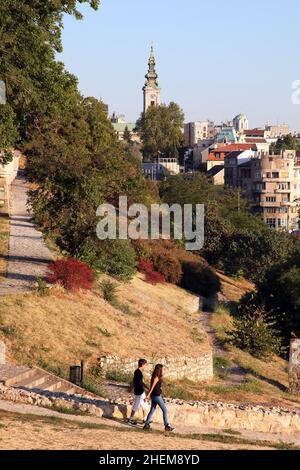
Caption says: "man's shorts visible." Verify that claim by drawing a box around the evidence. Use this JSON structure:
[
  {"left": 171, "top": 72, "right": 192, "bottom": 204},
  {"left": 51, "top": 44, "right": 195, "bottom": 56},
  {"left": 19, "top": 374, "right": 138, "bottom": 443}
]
[{"left": 132, "top": 392, "right": 148, "bottom": 413}]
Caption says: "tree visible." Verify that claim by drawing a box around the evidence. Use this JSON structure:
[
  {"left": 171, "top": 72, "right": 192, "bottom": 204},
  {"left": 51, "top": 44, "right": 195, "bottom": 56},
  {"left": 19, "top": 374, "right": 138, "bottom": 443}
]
[
  {"left": 254, "top": 244, "right": 300, "bottom": 345},
  {"left": 136, "top": 102, "right": 184, "bottom": 161},
  {"left": 0, "top": 1, "right": 99, "bottom": 144},
  {"left": 0, "top": 104, "right": 18, "bottom": 164},
  {"left": 228, "top": 305, "right": 284, "bottom": 359},
  {"left": 270, "top": 134, "right": 299, "bottom": 153},
  {"left": 159, "top": 173, "right": 294, "bottom": 281},
  {"left": 123, "top": 126, "right": 132, "bottom": 144},
  {"left": 0, "top": 1, "right": 151, "bottom": 282}
]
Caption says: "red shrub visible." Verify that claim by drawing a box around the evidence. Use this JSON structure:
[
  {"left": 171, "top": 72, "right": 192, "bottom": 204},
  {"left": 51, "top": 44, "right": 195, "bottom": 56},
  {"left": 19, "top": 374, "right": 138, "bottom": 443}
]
[
  {"left": 145, "top": 270, "right": 165, "bottom": 285},
  {"left": 151, "top": 249, "right": 182, "bottom": 285},
  {"left": 47, "top": 259, "right": 94, "bottom": 292},
  {"left": 138, "top": 259, "right": 153, "bottom": 273}
]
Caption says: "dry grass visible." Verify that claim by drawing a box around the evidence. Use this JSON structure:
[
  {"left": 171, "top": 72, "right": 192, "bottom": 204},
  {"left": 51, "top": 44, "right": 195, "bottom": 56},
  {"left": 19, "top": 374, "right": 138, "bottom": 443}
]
[
  {"left": 173, "top": 305, "right": 300, "bottom": 410},
  {"left": 0, "top": 215, "right": 9, "bottom": 283},
  {"left": 0, "top": 409, "right": 277, "bottom": 450},
  {"left": 217, "top": 271, "right": 255, "bottom": 302},
  {"left": 0, "top": 274, "right": 209, "bottom": 374}
]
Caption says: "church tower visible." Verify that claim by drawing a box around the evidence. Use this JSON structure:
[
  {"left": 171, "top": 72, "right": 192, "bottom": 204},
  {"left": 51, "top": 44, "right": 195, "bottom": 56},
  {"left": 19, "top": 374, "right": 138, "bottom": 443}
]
[{"left": 143, "top": 46, "right": 161, "bottom": 113}]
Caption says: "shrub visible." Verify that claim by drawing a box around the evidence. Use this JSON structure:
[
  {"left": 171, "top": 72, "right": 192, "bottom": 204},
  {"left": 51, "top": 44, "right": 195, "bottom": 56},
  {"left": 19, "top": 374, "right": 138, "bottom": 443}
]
[
  {"left": 151, "top": 249, "right": 182, "bottom": 284},
  {"left": 46, "top": 258, "right": 93, "bottom": 291},
  {"left": 99, "top": 280, "right": 118, "bottom": 303},
  {"left": 36, "top": 277, "right": 49, "bottom": 297},
  {"left": 137, "top": 259, "right": 153, "bottom": 273},
  {"left": 181, "top": 262, "right": 221, "bottom": 297},
  {"left": 132, "top": 240, "right": 152, "bottom": 261},
  {"left": 145, "top": 270, "right": 165, "bottom": 285},
  {"left": 98, "top": 240, "right": 137, "bottom": 281},
  {"left": 228, "top": 306, "right": 285, "bottom": 359},
  {"left": 78, "top": 239, "right": 137, "bottom": 281}
]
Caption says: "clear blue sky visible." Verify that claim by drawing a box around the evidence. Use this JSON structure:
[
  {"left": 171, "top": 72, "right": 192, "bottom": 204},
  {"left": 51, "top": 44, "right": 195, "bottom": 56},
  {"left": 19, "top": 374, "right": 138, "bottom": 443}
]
[{"left": 59, "top": 0, "right": 300, "bottom": 130}]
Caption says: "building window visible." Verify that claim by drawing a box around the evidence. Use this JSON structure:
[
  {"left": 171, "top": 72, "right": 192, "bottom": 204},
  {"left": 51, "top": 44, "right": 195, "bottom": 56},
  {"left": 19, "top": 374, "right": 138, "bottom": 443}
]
[
  {"left": 266, "top": 197, "right": 276, "bottom": 202},
  {"left": 266, "top": 218, "right": 276, "bottom": 228}
]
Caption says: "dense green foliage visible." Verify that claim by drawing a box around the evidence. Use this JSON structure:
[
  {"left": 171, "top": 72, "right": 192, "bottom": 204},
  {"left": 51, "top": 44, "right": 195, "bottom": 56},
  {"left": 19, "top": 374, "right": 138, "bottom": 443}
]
[
  {"left": 160, "top": 173, "right": 294, "bottom": 282},
  {"left": 0, "top": 104, "right": 18, "bottom": 163},
  {"left": 270, "top": 134, "right": 299, "bottom": 153},
  {"left": 229, "top": 305, "right": 285, "bottom": 359},
  {"left": 247, "top": 245, "right": 300, "bottom": 345},
  {"left": 136, "top": 102, "right": 184, "bottom": 161},
  {"left": 0, "top": 0, "right": 147, "bottom": 281}
]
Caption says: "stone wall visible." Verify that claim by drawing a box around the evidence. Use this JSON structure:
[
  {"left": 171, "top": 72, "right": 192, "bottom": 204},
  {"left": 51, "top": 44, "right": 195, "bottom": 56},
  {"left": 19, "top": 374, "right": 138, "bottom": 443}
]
[
  {"left": 1, "top": 384, "right": 300, "bottom": 436},
  {"left": 96, "top": 354, "right": 213, "bottom": 382},
  {"left": 289, "top": 338, "right": 300, "bottom": 392}
]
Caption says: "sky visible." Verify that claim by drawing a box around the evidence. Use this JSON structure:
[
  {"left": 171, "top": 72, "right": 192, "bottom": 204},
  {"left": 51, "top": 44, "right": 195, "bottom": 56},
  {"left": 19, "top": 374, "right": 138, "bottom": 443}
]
[{"left": 59, "top": 0, "right": 300, "bottom": 131}]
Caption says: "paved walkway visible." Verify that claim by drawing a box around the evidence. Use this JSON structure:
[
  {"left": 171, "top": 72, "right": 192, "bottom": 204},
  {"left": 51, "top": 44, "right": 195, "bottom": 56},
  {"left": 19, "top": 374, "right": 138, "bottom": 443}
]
[
  {"left": 0, "top": 175, "right": 53, "bottom": 295},
  {"left": 0, "top": 399, "right": 298, "bottom": 447}
]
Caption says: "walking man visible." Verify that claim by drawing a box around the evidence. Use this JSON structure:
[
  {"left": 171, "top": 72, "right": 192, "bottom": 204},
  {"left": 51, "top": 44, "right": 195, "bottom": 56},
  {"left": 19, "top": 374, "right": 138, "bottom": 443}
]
[{"left": 128, "top": 359, "right": 149, "bottom": 425}]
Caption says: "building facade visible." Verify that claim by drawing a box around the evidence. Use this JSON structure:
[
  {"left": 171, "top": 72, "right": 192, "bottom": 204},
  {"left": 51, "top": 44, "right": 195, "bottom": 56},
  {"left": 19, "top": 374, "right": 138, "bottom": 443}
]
[
  {"left": 184, "top": 121, "right": 215, "bottom": 146},
  {"left": 224, "top": 150, "right": 300, "bottom": 231},
  {"left": 265, "top": 124, "right": 291, "bottom": 139},
  {"left": 143, "top": 46, "right": 161, "bottom": 113}
]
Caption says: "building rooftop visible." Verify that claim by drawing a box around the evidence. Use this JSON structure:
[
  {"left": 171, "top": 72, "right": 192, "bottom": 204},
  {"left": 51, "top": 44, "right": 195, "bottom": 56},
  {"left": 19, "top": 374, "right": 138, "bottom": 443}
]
[
  {"left": 207, "top": 165, "right": 224, "bottom": 177},
  {"left": 112, "top": 122, "right": 136, "bottom": 133},
  {"left": 244, "top": 138, "right": 268, "bottom": 144},
  {"left": 244, "top": 129, "right": 265, "bottom": 137}
]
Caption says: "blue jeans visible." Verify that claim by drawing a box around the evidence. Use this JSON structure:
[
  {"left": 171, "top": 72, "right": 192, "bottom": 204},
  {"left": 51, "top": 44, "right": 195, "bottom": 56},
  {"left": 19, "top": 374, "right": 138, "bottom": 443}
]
[{"left": 145, "top": 395, "right": 169, "bottom": 427}]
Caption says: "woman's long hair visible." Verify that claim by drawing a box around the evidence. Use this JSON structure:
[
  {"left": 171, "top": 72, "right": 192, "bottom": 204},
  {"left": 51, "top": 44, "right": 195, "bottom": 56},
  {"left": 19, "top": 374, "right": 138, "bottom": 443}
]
[{"left": 151, "top": 364, "right": 164, "bottom": 385}]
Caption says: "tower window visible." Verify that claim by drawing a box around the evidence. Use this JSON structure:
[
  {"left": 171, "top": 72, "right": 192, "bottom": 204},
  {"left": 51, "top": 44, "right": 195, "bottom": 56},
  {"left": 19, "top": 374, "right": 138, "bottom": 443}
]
[{"left": 151, "top": 101, "right": 155, "bottom": 106}]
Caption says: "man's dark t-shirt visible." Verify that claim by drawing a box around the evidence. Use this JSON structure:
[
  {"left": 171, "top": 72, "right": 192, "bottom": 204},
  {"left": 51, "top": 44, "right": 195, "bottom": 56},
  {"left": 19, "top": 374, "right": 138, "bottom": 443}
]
[{"left": 133, "top": 369, "right": 144, "bottom": 395}]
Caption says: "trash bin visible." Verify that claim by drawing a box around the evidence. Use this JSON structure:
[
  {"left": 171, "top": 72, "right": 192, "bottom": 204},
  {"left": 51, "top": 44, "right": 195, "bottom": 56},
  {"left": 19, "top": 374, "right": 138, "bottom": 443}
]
[{"left": 69, "top": 365, "right": 82, "bottom": 385}]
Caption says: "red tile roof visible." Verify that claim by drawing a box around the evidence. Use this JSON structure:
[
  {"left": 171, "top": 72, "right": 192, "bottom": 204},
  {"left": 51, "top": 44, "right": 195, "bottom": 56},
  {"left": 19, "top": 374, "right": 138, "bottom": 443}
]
[
  {"left": 244, "top": 129, "right": 265, "bottom": 137},
  {"left": 244, "top": 138, "right": 268, "bottom": 143},
  {"left": 211, "top": 144, "right": 253, "bottom": 152},
  {"left": 207, "top": 143, "right": 254, "bottom": 161}
]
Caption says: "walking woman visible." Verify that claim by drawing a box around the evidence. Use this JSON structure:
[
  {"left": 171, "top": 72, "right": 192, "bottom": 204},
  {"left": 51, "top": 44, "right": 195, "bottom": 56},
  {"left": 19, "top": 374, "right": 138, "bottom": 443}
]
[{"left": 143, "top": 364, "right": 174, "bottom": 432}]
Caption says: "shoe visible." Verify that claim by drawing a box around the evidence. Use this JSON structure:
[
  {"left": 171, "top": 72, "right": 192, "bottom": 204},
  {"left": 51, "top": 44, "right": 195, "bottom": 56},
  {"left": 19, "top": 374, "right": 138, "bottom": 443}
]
[
  {"left": 128, "top": 418, "right": 137, "bottom": 425},
  {"left": 143, "top": 424, "right": 151, "bottom": 431},
  {"left": 165, "top": 425, "right": 175, "bottom": 432}
]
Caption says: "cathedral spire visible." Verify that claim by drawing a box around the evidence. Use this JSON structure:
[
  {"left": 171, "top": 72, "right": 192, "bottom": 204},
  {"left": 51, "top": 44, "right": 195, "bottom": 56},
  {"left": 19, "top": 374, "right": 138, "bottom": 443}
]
[
  {"left": 143, "top": 45, "right": 161, "bottom": 113},
  {"left": 145, "top": 45, "right": 159, "bottom": 88}
]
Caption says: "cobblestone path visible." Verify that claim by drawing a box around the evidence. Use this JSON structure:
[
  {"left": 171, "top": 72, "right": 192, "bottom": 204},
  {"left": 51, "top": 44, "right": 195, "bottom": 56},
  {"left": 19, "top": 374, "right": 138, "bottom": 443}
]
[{"left": 0, "top": 175, "right": 52, "bottom": 295}]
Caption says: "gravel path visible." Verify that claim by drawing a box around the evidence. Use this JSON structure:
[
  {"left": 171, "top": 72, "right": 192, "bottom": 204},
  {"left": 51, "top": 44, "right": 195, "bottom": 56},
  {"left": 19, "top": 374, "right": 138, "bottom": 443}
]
[
  {"left": 0, "top": 399, "right": 298, "bottom": 448},
  {"left": 0, "top": 175, "right": 53, "bottom": 295}
]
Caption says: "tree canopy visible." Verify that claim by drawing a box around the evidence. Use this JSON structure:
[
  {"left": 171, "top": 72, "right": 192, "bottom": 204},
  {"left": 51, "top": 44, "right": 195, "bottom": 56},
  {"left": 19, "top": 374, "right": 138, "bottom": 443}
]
[
  {"left": 270, "top": 134, "right": 299, "bottom": 153},
  {"left": 136, "top": 102, "right": 184, "bottom": 161}
]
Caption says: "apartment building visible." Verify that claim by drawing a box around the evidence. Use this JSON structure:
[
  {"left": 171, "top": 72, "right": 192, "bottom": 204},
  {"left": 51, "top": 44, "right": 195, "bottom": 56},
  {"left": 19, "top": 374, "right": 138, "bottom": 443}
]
[
  {"left": 265, "top": 124, "right": 291, "bottom": 139},
  {"left": 224, "top": 150, "right": 300, "bottom": 231},
  {"left": 184, "top": 121, "right": 215, "bottom": 146}
]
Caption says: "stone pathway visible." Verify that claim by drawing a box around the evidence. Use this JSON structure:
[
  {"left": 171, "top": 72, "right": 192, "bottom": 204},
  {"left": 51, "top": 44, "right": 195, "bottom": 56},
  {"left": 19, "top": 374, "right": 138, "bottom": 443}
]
[
  {"left": 200, "top": 309, "right": 247, "bottom": 386},
  {"left": 0, "top": 399, "right": 299, "bottom": 447},
  {"left": 0, "top": 175, "right": 53, "bottom": 295}
]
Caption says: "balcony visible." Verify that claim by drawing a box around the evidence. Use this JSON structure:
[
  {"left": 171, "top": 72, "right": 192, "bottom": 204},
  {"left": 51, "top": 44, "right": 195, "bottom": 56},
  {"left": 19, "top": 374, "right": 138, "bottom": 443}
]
[{"left": 260, "top": 201, "right": 279, "bottom": 207}]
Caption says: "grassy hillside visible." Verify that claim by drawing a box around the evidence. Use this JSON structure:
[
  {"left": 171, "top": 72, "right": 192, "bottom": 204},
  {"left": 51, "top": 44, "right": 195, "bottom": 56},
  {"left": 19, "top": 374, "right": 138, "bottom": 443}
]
[
  {"left": 0, "top": 274, "right": 209, "bottom": 375},
  {"left": 164, "top": 305, "right": 300, "bottom": 410},
  {"left": 217, "top": 271, "right": 255, "bottom": 302}
]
